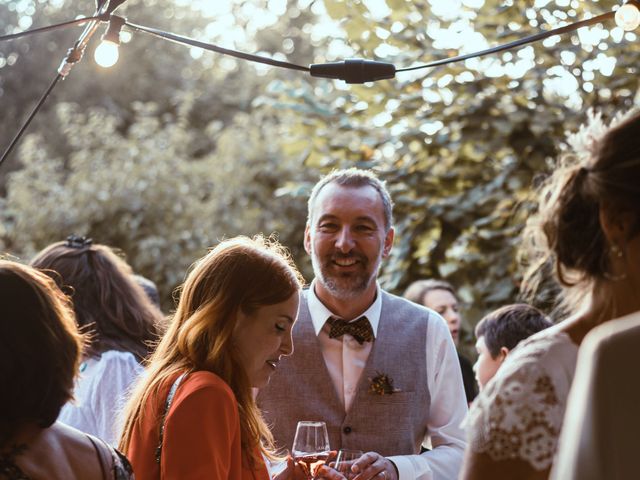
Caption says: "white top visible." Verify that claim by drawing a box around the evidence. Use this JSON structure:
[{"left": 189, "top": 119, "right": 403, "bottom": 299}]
[
  {"left": 466, "top": 327, "right": 578, "bottom": 471},
  {"left": 307, "top": 282, "right": 468, "bottom": 480},
  {"left": 551, "top": 312, "right": 640, "bottom": 480},
  {"left": 58, "top": 350, "right": 144, "bottom": 446}
]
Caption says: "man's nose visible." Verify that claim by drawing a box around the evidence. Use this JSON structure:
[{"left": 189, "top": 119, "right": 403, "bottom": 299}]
[{"left": 335, "top": 228, "right": 355, "bottom": 253}]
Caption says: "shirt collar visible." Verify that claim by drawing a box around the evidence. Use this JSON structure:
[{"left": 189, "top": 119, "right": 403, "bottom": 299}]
[{"left": 307, "top": 280, "right": 382, "bottom": 338}]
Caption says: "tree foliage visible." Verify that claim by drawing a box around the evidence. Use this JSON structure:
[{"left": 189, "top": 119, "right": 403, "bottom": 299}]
[
  {"left": 1, "top": 0, "right": 638, "bottom": 334},
  {"left": 255, "top": 0, "right": 639, "bottom": 326}
]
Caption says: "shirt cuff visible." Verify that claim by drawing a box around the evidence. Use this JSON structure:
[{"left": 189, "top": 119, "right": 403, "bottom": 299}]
[{"left": 387, "top": 455, "right": 430, "bottom": 480}]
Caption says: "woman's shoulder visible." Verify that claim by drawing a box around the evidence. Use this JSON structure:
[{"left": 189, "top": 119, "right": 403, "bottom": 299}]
[
  {"left": 84, "top": 350, "right": 144, "bottom": 379},
  {"left": 96, "top": 350, "right": 143, "bottom": 368},
  {"left": 505, "top": 326, "right": 578, "bottom": 370},
  {"left": 482, "top": 327, "right": 578, "bottom": 403},
  {"left": 163, "top": 371, "right": 240, "bottom": 437},
  {"left": 173, "top": 371, "right": 237, "bottom": 407},
  {"left": 23, "top": 422, "right": 134, "bottom": 480}
]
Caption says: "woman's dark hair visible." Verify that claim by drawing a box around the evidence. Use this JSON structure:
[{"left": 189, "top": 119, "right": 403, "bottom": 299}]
[
  {"left": 31, "top": 240, "right": 164, "bottom": 361},
  {"left": 475, "top": 304, "right": 552, "bottom": 358},
  {"left": 0, "top": 260, "right": 84, "bottom": 442},
  {"left": 522, "top": 110, "right": 640, "bottom": 307}
]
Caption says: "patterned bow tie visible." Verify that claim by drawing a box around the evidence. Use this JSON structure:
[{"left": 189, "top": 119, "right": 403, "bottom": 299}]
[{"left": 327, "top": 316, "right": 374, "bottom": 344}]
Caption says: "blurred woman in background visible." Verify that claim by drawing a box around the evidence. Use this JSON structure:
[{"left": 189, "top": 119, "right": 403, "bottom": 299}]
[
  {"left": 403, "top": 279, "right": 477, "bottom": 403},
  {"left": 31, "top": 235, "right": 164, "bottom": 445}
]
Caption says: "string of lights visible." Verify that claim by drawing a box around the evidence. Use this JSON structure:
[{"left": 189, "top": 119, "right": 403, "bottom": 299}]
[
  {"left": 0, "top": 1, "right": 115, "bottom": 167},
  {"left": 0, "top": 14, "right": 107, "bottom": 42},
  {"left": 1, "top": 0, "right": 639, "bottom": 167}
]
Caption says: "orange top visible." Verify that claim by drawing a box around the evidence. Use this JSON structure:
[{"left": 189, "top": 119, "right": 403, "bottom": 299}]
[{"left": 127, "top": 371, "right": 270, "bottom": 480}]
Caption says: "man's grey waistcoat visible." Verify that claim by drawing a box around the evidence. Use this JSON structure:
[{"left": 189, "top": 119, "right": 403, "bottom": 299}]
[{"left": 257, "top": 290, "right": 431, "bottom": 456}]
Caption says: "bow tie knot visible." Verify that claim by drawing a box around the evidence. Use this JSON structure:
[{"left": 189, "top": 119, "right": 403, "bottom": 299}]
[{"left": 327, "top": 316, "right": 374, "bottom": 344}]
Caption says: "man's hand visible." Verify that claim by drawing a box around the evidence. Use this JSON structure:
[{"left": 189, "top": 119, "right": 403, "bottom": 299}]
[{"left": 350, "top": 452, "right": 398, "bottom": 480}]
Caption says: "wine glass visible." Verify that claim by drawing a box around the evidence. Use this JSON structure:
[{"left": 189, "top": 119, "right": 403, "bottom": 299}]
[
  {"left": 292, "top": 421, "right": 331, "bottom": 478},
  {"left": 333, "top": 449, "right": 363, "bottom": 479}
]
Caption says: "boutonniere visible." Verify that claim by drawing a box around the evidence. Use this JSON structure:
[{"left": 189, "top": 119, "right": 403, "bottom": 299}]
[{"left": 368, "top": 371, "right": 401, "bottom": 395}]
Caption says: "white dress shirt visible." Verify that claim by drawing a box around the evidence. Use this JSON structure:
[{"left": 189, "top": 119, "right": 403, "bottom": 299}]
[{"left": 307, "top": 282, "right": 468, "bottom": 480}]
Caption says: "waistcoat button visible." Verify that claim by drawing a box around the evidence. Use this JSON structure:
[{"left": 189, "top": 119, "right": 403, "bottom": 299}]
[{"left": 343, "top": 426, "right": 352, "bottom": 434}]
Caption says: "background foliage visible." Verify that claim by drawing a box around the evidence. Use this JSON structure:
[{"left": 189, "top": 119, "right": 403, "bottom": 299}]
[{"left": 1, "top": 0, "right": 638, "bottom": 345}]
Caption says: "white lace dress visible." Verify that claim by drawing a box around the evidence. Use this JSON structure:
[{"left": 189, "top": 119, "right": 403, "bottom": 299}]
[
  {"left": 466, "top": 328, "right": 578, "bottom": 471},
  {"left": 58, "top": 350, "right": 144, "bottom": 445}
]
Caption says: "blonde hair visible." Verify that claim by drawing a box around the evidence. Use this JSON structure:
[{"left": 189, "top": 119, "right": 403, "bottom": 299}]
[{"left": 119, "top": 235, "right": 304, "bottom": 465}]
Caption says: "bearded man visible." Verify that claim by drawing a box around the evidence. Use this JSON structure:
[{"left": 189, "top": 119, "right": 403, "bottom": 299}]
[{"left": 258, "top": 168, "right": 467, "bottom": 480}]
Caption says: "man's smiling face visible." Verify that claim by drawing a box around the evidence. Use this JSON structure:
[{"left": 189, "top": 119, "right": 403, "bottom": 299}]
[{"left": 305, "top": 182, "right": 393, "bottom": 301}]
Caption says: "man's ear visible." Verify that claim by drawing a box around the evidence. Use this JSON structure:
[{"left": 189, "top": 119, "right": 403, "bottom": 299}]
[
  {"left": 382, "top": 227, "right": 395, "bottom": 258},
  {"left": 498, "top": 347, "right": 510, "bottom": 363},
  {"left": 303, "top": 224, "right": 312, "bottom": 255}
]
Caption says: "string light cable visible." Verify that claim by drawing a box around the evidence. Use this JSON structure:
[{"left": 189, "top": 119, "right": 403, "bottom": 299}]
[
  {"left": 0, "top": 0, "right": 638, "bottom": 167},
  {"left": 117, "top": 2, "right": 637, "bottom": 82},
  {"left": 0, "top": 14, "right": 108, "bottom": 42},
  {"left": 123, "top": 21, "right": 310, "bottom": 72}
]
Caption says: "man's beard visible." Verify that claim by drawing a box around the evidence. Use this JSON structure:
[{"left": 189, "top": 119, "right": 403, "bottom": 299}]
[{"left": 311, "top": 250, "right": 379, "bottom": 300}]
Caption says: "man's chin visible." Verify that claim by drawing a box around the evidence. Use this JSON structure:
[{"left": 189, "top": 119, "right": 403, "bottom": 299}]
[{"left": 322, "top": 278, "right": 369, "bottom": 299}]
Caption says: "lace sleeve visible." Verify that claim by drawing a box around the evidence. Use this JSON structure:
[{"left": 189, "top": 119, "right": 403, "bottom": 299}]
[{"left": 466, "top": 359, "right": 564, "bottom": 471}]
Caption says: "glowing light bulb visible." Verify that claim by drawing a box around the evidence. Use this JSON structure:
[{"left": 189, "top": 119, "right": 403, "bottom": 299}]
[
  {"left": 615, "top": 3, "right": 640, "bottom": 31},
  {"left": 94, "top": 40, "right": 120, "bottom": 68}
]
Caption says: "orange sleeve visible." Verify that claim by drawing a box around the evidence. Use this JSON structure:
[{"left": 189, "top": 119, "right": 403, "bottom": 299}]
[{"left": 161, "top": 376, "right": 241, "bottom": 480}]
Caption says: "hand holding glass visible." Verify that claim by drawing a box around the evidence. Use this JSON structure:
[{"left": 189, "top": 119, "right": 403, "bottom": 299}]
[
  {"left": 292, "top": 421, "right": 331, "bottom": 478},
  {"left": 333, "top": 449, "right": 363, "bottom": 480}
]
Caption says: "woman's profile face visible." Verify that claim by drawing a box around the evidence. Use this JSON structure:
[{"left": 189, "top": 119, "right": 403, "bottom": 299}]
[
  {"left": 422, "top": 288, "right": 461, "bottom": 345},
  {"left": 233, "top": 292, "right": 300, "bottom": 388}
]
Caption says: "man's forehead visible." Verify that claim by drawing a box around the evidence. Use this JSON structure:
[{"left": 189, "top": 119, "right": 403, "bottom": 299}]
[
  {"left": 314, "top": 183, "right": 382, "bottom": 208},
  {"left": 312, "top": 187, "right": 384, "bottom": 221},
  {"left": 316, "top": 212, "right": 378, "bottom": 223}
]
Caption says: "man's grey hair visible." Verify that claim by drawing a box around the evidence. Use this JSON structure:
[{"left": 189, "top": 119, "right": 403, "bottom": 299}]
[{"left": 307, "top": 168, "right": 394, "bottom": 231}]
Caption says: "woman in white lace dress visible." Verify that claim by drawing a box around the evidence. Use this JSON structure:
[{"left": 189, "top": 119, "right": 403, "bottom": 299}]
[
  {"left": 31, "top": 236, "right": 165, "bottom": 445},
  {"left": 460, "top": 109, "right": 640, "bottom": 480}
]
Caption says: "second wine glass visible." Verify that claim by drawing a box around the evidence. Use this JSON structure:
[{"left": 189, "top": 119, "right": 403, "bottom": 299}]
[
  {"left": 334, "top": 449, "right": 364, "bottom": 480},
  {"left": 291, "top": 421, "right": 331, "bottom": 479}
]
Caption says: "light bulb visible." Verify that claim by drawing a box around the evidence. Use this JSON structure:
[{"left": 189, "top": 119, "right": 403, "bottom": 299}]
[
  {"left": 94, "top": 40, "right": 120, "bottom": 68},
  {"left": 615, "top": 3, "right": 640, "bottom": 31}
]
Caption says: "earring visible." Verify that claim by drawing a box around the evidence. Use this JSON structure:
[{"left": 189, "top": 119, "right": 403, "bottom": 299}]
[
  {"left": 605, "top": 243, "right": 627, "bottom": 281},
  {"left": 611, "top": 244, "right": 624, "bottom": 258}
]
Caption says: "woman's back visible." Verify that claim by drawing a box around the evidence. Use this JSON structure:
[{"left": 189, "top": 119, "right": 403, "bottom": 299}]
[{"left": 2, "top": 422, "right": 133, "bottom": 480}]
